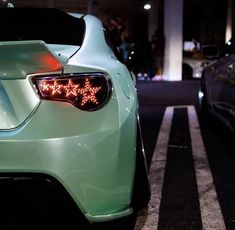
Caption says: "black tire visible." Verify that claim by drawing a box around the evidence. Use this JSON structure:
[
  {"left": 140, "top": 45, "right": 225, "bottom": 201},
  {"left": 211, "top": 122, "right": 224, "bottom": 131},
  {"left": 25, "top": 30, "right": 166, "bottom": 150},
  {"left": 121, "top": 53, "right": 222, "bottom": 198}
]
[{"left": 131, "top": 118, "right": 151, "bottom": 211}]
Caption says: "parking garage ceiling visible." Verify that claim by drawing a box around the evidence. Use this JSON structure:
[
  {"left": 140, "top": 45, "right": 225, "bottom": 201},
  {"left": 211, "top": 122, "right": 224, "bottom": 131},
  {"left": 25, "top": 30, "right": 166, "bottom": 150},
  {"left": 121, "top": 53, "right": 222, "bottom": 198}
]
[{"left": 10, "top": 0, "right": 150, "bottom": 14}]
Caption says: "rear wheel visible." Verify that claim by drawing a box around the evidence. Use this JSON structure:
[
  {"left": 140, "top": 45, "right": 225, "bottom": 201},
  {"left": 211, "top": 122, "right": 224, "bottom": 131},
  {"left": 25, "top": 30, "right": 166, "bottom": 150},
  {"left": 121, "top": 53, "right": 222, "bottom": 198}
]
[{"left": 131, "top": 117, "right": 151, "bottom": 211}]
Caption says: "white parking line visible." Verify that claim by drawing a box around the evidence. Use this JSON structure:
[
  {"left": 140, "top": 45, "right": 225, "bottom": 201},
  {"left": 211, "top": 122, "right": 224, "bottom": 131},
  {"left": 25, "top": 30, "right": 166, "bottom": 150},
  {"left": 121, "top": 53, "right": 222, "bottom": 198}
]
[
  {"left": 135, "top": 105, "right": 226, "bottom": 230},
  {"left": 134, "top": 107, "right": 174, "bottom": 230},
  {"left": 188, "top": 106, "right": 226, "bottom": 230}
]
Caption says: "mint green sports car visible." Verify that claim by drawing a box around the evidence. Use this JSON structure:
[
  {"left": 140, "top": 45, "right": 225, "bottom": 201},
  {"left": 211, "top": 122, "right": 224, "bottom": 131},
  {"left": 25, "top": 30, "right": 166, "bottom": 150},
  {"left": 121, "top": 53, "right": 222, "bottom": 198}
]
[{"left": 0, "top": 8, "right": 150, "bottom": 224}]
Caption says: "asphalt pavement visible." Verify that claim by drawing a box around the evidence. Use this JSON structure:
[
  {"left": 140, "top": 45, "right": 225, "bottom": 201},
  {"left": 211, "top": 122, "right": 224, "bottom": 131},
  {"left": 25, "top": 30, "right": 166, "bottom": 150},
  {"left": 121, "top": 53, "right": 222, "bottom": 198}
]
[
  {"left": 135, "top": 80, "right": 235, "bottom": 230},
  {"left": 137, "top": 80, "right": 200, "bottom": 167}
]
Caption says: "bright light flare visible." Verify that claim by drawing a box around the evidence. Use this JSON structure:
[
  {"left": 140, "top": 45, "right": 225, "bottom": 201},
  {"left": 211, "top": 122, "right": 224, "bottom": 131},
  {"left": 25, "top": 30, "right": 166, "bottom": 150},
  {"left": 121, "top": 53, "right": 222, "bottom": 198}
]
[
  {"left": 144, "top": 3, "right": 151, "bottom": 10},
  {"left": 198, "top": 91, "right": 204, "bottom": 100}
]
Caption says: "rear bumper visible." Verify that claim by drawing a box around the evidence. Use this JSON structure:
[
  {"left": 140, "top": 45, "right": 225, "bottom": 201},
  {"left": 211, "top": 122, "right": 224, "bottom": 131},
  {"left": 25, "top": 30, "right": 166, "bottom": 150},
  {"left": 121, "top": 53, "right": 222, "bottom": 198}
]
[
  {"left": 0, "top": 173, "right": 87, "bottom": 227},
  {"left": 0, "top": 173, "right": 133, "bottom": 223},
  {"left": 0, "top": 98, "right": 137, "bottom": 222}
]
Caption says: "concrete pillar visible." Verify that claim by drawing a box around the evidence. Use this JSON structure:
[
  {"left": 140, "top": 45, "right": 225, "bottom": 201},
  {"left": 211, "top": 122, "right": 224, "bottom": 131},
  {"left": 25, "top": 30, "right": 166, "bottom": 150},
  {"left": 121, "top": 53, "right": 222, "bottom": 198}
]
[
  {"left": 88, "top": 0, "right": 99, "bottom": 17},
  {"left": 163, "top": 0, "right": 183, "bottom": 81},
  {"left": 148, "top": 0, "right": 158, "bottom": 41},
  {"left": 226, "top": 0, "right": 232, "bottom": 43}
]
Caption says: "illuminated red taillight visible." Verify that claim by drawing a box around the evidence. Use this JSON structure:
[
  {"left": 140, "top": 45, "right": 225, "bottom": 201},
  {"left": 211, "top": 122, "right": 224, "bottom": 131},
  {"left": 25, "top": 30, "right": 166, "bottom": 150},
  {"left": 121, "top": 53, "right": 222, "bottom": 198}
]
[{"left": 32, "top": 73, "right": 112, "bottom": 111}]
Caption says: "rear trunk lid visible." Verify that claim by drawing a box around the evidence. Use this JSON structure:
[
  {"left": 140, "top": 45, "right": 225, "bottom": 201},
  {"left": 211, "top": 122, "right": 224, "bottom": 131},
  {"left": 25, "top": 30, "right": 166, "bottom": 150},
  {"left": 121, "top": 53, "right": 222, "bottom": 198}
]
[
  {"left": 0, "top": 40, "right": 63, "bottom": 80},
  {"left": 0, "top": 8, "right": 85, "bottom": 130},
  {"left": 0, "top": 41, "right": 63, "bottom": 130}
]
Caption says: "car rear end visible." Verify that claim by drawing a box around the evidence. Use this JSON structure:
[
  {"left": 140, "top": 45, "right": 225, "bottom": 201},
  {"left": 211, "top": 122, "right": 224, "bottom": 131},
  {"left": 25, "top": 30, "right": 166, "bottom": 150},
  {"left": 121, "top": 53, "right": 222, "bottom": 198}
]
[{"left": 0, "top": 8, "right": 137, "bottom": 224}]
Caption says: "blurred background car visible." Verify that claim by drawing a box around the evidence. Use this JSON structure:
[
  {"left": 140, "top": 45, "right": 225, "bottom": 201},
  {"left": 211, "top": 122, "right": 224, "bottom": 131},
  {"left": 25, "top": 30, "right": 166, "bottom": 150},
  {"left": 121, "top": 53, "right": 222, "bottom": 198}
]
[
  {"left": 183, "top": 40, "right": 219, "bottom": 80},
  {"left": 199, "top": 36, "right": 235, "bottom": 132}
]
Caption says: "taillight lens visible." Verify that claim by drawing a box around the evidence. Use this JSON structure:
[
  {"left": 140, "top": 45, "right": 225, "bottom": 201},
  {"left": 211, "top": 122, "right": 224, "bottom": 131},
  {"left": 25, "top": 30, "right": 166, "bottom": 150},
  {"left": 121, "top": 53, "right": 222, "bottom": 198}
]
[{"left": 32, "top": 73, "right": 111, "bottom": 111}]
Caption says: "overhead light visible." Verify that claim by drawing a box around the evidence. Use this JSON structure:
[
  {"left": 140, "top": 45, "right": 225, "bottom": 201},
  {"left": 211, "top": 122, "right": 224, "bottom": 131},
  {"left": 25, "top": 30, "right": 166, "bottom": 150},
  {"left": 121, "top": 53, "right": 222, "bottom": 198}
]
[{"left": 144, "top": 3, "right": 151, "bottom": 10}]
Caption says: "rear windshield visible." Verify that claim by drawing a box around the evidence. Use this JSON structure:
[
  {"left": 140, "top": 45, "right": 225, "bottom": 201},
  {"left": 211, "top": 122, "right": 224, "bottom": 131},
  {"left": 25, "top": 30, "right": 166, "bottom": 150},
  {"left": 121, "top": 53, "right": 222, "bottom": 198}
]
[{"left": 0, "top": 8, "right": 85, "bottom": 46}]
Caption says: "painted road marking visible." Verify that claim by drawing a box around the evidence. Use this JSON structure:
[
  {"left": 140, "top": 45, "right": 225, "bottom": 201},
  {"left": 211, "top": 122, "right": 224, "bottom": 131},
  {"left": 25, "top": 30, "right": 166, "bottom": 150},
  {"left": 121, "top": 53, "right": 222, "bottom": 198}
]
[
  {"left": 188, "top": 106, "right": 226, "bottom": 230},
  {"left": 134, "top": 106, "right": 174, "bottom": 230},
  {"left": 135, "top": 105, "right": 226, "bottom": 230}
]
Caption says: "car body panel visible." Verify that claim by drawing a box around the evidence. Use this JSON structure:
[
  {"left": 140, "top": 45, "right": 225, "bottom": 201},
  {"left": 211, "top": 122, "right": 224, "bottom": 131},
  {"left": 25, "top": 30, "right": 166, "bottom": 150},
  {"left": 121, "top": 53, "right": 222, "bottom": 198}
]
[
  {"left": 0, "top": 9, "right": 140, "bottom": 222},
  {"left": 0, "top": 100, "right": 136, "bottom": 217},
  {"left": 47, "top": 44, "right": 80, "bottom": 64},
  {"left": 183, "top": 44, "right": 218, "bottom": 79},
  {"left": 0, "top": 41, "right": 63, "bottom": 80},
  {"left": 202, "top": 53, "right": 235, "bottom": 131},
  {"left": 183, "top": 57, "right": 210, "bottom": 78},
  {"left": 0, "top": 78, "right": 40, "bottom": 130}
]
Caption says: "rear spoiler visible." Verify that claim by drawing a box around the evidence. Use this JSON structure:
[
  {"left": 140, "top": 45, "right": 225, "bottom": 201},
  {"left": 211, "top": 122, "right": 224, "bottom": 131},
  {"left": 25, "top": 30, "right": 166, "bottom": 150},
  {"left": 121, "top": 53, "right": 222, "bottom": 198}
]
[{"left": 0, "top": 40, "right": 63, "bottom": 80}]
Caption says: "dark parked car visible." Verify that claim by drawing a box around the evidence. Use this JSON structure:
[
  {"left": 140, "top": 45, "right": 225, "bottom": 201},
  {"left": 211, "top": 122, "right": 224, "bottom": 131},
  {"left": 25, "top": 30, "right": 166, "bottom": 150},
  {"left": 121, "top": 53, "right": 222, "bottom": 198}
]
[
  {"left": 183, "top": 44, "right": 219, "bottom": 79},
  {"left": 199, "top": 38, "right": 235, "bottom": 132}
]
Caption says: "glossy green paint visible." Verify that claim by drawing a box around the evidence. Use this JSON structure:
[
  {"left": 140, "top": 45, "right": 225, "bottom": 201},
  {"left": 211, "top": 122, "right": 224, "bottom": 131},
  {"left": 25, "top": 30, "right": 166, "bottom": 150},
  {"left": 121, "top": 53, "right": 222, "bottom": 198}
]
[
  {"left": 0, "top": 14, "right": 138, "bottom": 222},
  {"left": 0, "top": 79, "right": 39, "bottom": 129},
  {"left": 0, "top": 40, "right": 63, "bottom": 80},
  {"left": 0, "top": 87, "right": 137, "bottom": 221}
]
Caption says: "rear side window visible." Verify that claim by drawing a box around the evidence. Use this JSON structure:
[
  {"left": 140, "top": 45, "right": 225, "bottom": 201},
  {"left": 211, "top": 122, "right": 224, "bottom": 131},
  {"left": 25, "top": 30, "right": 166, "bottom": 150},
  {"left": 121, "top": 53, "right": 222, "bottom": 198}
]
[
  {"left": 103, "top": 26, "right": 124, "bottom": 63},
  {"left": 0, "top": 8, "right": 85, "bottom": 46}
]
